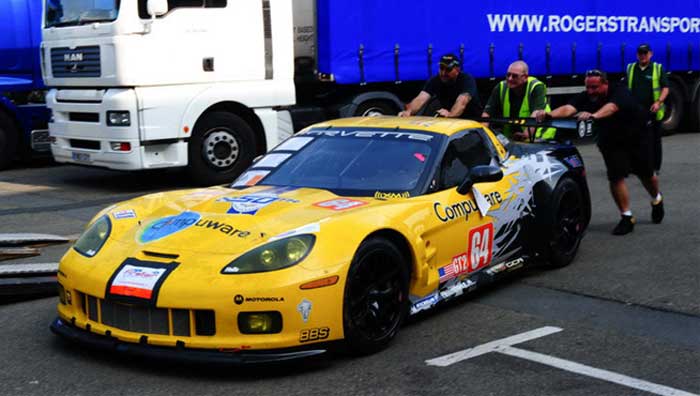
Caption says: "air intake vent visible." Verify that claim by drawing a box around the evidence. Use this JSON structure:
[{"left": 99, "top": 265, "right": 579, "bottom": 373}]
[{"left": 51, "top": 46, "right": 101, "bottom": 78}]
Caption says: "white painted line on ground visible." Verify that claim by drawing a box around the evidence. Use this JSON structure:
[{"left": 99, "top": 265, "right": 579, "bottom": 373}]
[
  {"left": 427, "top": 326, "right": 699, "bottom": 396},
  {"left": 425, "top": 326, "right": 563, "bottom": 367},
  {"left": 500, "top": 346, "right": 699, "bottom": 396}
]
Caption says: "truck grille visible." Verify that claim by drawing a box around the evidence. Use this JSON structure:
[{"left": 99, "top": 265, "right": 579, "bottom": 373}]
[
  {"left": 51, "top": 46, "right": 101, "bottom": 78},
  {"left": 78, "top": 292, "right": 216, "bottom": 337}
]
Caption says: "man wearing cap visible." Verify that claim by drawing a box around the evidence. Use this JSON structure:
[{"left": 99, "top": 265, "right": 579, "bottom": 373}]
[
  {"left": 627, "top": 44, "right": 668, "bottom": 172},
  {"left": 481, "top": 60, "right": 556, "bottom": 141},
  {"left": 533, "top": 69, "right": 662, "bottom": 235},
  {"left": 399, "top": 54, "right": 481, "bottom": 119}
]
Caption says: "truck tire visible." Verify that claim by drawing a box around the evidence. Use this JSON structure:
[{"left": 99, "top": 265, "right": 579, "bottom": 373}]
[
  {"left": 187, "top": 111, "right": 256, "bottom": 186},
  {"left": 660, "top": 80, "right": 684, "bottom": 133},
  {"left": 354, "top": 100, "right": 399, "bottom": 117},
  {"left": 691, "top": 87, "right": 700, "bottom": 132},
  {"left": 0, "top": 111, "right": 18, "bottom": 170}
]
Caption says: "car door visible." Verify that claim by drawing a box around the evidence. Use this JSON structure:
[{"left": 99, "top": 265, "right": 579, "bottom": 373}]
[{"left": 418, "top": 129, "right": 513, "bottom": 301}]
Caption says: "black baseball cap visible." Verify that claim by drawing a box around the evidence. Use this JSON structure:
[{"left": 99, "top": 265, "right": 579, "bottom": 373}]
[
  {"left": 439, "top": 54, "right": 460, "bottom": 69},
  {"left": 637, "top": 44, "right": 652, "bottom": 53}
]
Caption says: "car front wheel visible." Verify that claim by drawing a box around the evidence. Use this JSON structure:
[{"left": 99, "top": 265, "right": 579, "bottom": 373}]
[{"left": 342, "top": 237, "right": 409, "bottom": 355}]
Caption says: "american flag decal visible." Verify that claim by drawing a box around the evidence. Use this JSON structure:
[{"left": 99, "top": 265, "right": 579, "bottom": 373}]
[{"left": 438, "top": 264, "right": 456, "bottom": 282}]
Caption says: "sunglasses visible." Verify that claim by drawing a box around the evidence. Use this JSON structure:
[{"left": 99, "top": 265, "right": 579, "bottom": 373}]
[
  {"left": 585, "top": 69, "right": 604, "bottom": 77},
  {"left": 439, "top": 64, "right": 455, "bottom": 72}
]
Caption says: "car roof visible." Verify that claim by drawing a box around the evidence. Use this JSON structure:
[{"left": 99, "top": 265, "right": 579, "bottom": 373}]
[{"left": 304, "top": 116, "right": 486, "bottom": 137}]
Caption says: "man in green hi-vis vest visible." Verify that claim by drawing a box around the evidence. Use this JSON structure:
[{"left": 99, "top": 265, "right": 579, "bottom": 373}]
[
  {"left": 627, "top": 43, "right": 669, "bottom": 175},
  {"left": 481, "top": 61, "right": 556, "bottom": 141}
]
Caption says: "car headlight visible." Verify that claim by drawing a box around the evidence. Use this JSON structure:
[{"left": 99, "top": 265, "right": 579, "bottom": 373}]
[
  {"left": 73, "top": 215, "right": 111, "bottom": 257},
  {"left": 221, "top": 234, "right": 315, "bottom": 274}
]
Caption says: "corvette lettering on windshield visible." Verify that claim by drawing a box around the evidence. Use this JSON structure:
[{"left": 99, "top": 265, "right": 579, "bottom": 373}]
[{"left": 305, "top": 130, "right": 433, "bottom": 141}]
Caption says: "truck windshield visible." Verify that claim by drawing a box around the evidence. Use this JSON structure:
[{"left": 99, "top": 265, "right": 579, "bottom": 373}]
[{"left": 45, "top": 0, "right": 120, "bottom": 28}]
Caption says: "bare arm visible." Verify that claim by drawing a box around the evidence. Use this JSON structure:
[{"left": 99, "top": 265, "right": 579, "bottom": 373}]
[
  {"left": 443, "top": 93, "right": 471, "bottom": 118},
  {"left": 399, "top": 91, "right": 431, "bottom": 117},
  {"left": 651, "top": 87, "right": 669, "bottom": 113},
  {"left": 533, "top": 104, "right": 577, "bottom": 121},
  {"left": 590, "top": 102, "right": 619, "bottom": 119}
]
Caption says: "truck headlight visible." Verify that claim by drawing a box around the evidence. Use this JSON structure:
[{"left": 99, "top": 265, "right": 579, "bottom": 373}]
[
  {"left": 106, "top": 111, "right": 131, "bottom": 126},
  {"left": 73, "top": 215, "right": 111, "bottom": 257},
  {"left": 221, "top": 235, "right": 315, "bottom": 274}
]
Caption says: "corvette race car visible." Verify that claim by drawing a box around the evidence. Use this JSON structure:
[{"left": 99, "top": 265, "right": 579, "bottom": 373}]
[{"left": 51, "top": 116, "right": 590, "bottom": 363}]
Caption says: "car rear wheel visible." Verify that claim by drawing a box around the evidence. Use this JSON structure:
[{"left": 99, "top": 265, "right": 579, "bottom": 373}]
[
  {"left": 546, "top": 178, "right": 585, "bottom": 268},
  {"left": 342, "top": 237, "right": 409, "bottom": 355}
]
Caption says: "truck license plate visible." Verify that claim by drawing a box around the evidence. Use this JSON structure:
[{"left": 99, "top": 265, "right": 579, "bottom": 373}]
[{"left": 72, "top": 152, "right": 91, "bottom": 162}]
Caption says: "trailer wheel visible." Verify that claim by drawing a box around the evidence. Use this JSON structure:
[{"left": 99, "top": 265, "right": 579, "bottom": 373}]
[
  {"left": 0, "top": 111, "right": 18, "bottom": 170},
  {"left": 354, "top": 100, "right": 398, "bottom": 117},
  {"left": 187, "top": 111, "right": 256, "bottom": 186},
  {"left": 691, "top": 88, "right": 700, "bottom": 132},
  {"left": 660, "top": 80, "right": 684, "bottom": 133}
]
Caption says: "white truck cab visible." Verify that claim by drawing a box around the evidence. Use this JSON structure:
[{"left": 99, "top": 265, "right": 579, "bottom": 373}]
[{"left": 43, "top": 0, "right": 297, "bottom": 184}]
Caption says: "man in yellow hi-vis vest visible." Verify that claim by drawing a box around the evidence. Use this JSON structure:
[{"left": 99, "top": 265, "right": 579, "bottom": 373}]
[
  {"left": 627, "top": 43, "right": 668, "bottom": 174},
  {"left": 481, "top": 61, "right": 556, "bottom": 141}
]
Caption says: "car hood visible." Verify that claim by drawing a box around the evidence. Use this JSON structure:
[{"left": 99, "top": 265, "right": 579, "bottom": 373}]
[{"left": 107, "top": 185, "right": 390, "bottom": 256}]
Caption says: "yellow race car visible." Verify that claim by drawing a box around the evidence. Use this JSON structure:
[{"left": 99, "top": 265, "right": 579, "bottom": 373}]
[{"left": 51, "top": 117, "right": 590, "bottom": 363}]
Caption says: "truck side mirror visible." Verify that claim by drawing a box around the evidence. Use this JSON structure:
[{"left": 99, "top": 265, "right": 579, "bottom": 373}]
[
  {"left": 147, "top": 0, "right": 169, "bottom": 17},
  {"left": 456, "top": 165, "right": 503, "bottom": 195}
]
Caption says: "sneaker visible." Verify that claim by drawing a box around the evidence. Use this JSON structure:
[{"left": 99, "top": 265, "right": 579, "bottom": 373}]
[
  {"left": 612, "top": 215, "right": 635, "bottom": 235},
  {"left": 651, "top": 197, "right": 664, "bottom": 224}
]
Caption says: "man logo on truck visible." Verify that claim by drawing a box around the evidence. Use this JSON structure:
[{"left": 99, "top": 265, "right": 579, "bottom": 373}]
[{"left": 64, "top": 53, "right": 83, "bottom": 62}]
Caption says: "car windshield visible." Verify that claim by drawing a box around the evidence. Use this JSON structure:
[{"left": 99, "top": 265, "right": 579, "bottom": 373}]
[
  {"left": 232, "top": 128, "right": 444, "bottom": 197},
  {"left": 45, "top": 0, "right": 120, "bottom": 28}
]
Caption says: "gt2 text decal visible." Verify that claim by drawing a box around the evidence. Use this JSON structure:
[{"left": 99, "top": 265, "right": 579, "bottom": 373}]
[
  {"left": 314, "top": 198, "right": 368, "bottom": 211},
  {"left": 468, "top": 223, "right": 494, "bottom": 272}
]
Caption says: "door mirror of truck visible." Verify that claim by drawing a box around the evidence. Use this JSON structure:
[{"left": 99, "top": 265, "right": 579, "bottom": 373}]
[{"left": 147, "top": 0, "right": 168, "bottom": 17}]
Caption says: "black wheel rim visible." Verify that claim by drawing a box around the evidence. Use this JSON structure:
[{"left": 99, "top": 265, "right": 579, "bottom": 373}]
[
  {"left": 553, "top": 189, "right": 584, "bottom": 254},
  {"left": 347, "top": 249, "right": 403, "bottom": 342}
]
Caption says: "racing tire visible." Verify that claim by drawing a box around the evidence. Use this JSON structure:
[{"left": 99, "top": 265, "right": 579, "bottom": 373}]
[
  {"left": 0, "top": 110, "right": 18, "bottom": 170},
  {"left": 545, "top": 178, "right": 586, "bottom": 268},
  {"left": 353, "top": 100, "right": 399, "bottom": 117},
  {"left": 660, "top": 80, "right": 684, "bottom": 134},
  {"left": 342, "top": 237, "right": 409, "bottom": 355},
  {"left": 186, "top": 111, "right": 256, "bottom": 186}
]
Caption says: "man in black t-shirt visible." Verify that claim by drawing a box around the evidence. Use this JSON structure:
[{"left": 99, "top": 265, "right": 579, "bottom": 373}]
[
  {"left": 399, "top": 54, "right": 481, "bottom": 119},
  {"left": 533, "top": 69, "right": 663, "bottom": 235}
]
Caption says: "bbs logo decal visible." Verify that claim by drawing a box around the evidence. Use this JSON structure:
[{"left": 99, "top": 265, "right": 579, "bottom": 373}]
[
  {"left": 468, "top": 223, "right": 494, "bottom": 272},
  {"left": 299, "top": 327, "right": 330, "bottom": 343}
]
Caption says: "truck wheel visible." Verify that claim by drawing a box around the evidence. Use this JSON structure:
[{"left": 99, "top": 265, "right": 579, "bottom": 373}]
[
  {"left": 354, "top": 100, "right": 398, "bottom": 117},
  {"left": 342, "top": 237, "right": 409, "bottom": 355},
  {"left": 0, "top": 111, "right": 18, "bottom": 170},
  {"left": 660, "top": 80, "right": 684, "bottom": 133},
  {"left": 545, "top": 178, "right": 585, "bottom": 268},
  {"left": 691, "top": 89, "right": 700, "bottom": 132},
  {"left": 187, "top": 111, "right": 256, "bottom": 186}
]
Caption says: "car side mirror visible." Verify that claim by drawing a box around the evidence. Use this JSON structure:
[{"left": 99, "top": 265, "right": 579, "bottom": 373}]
[
  {"left": 147, "top": 0, "right": 168, "bottom": 17},
  {"left": 456, "top": 165, "right": 503, "bottom": 195}
]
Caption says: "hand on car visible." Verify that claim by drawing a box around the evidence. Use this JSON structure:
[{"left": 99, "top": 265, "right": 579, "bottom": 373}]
[
  {"left": 576, "top": 111, "right": 595, "bottom": 121},
  {"left": 532, "top": 109, "right": 548, "bottom": 122}
]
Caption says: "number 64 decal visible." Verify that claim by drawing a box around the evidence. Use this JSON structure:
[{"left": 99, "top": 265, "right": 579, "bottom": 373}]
[{"left": 468, "top": 223, "right": 494, "bottom": 272}]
